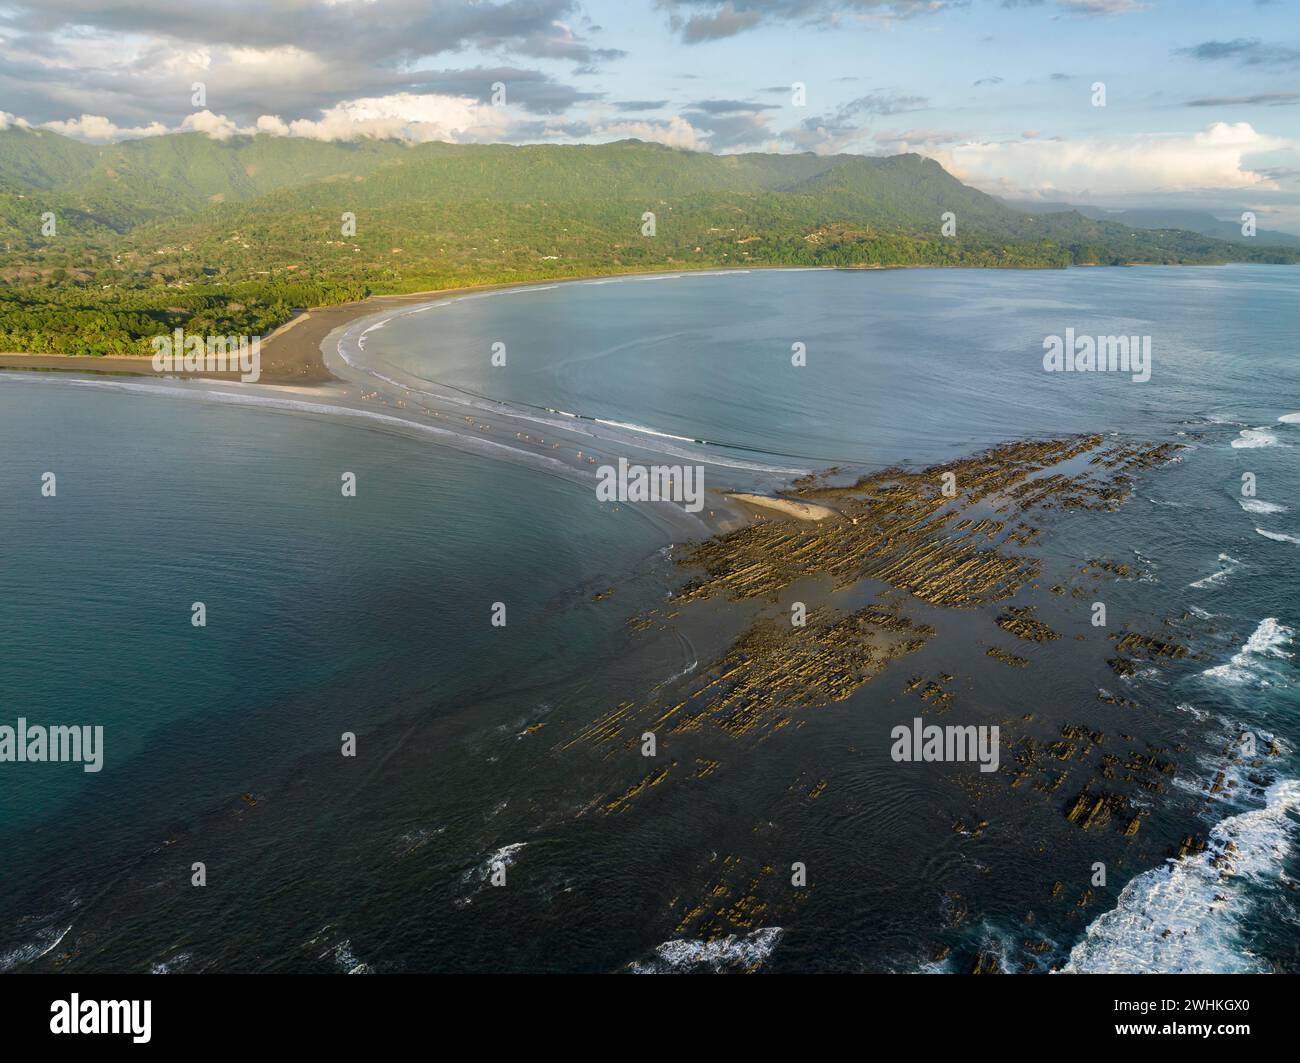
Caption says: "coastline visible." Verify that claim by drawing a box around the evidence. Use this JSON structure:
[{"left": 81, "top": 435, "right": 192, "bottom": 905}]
[
  {"left": 0, "top": 287, "right": 470, "bottom": 385},
  {"left": 2, "top": 264, "right": 1297, "bottom": 974},
  {"left": 0, "top": 260, "right": 1275, "bottom": 387},
  {"left": 0, "top": 262, "right": 1028, "bottom": 386},
  {"left": 0, "top": 269, "right": 827, "bottom": 540}
]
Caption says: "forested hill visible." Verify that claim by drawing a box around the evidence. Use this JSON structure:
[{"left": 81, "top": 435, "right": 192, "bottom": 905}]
[{"left": 1, "top": 128, "right": 1295, "bottom": 356}]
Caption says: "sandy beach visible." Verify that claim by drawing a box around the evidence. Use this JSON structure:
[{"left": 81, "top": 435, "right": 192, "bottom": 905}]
[
  {"left": 0, "top": 291, "right": 437, "bottom": 385},
  {"left": 0, "top": 271, "right": 825, "bottom": 539},
  {"left": 726, "top": 492, "right": 839, "bottom": 522},
  {"left": 0, "top": 268, "right": 835, "bottom": 387},
  {"left": 0, "top": 276, "right": 641, "bottom": 385},
  {"left": 0, "top": 280, "right": 573, "bottom": 385}
]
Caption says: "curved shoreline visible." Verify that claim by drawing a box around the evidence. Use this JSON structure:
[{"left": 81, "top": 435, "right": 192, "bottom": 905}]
[
  {"left": 4, "top": 270, "right": 1297, "bottom": 973},
  {"left": 0, "top": 269, "right": 841, "bottom": 538},
  {"left": 0, "top": 260, "right": 1284, "bottom": 385},
  {"left": 0, "top": 266, "right": 827, "bottom": 386},
  {"left": 320, "top": 282, "right": 827, "bottom": 533}
]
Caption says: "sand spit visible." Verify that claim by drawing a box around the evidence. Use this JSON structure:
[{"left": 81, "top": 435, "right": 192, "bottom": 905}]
[{"left": 726, "top": 493, "right": 838, "bottom": 522}]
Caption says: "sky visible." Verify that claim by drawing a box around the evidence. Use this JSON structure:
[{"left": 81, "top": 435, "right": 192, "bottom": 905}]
[{"left": 2, "top": 0, "right": 1299, "bottom": 230}]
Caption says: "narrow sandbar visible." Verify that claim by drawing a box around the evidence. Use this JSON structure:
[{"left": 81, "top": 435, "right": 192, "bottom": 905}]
[{"left": 726, "top": 492, "right": 839, "bottom": 522}]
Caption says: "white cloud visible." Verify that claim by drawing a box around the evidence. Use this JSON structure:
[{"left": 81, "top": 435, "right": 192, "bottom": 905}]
[
  {"left": 254, "top": 114, "right": 291, "bottom": 136},
  {"left": 938, "top": 122, "right": 1289, "bottom": 198},
  {"left": 179, "top": 109, "right": 246, "bottom": 139},
  {"left": 219, "top": 44, "right": 329, "bottom": 84},
  {"left": 156, "top": 46, "right": 212, "bottom": 75},
  {"left": 15, "top": 94, "right": 522, "bottom": 145},
  {"left": 586, "top": 115, "right": 709, "bottom": 151},
  {"left": 41, "top": 114, "right": 168, "bottom": 141},
  {"left": 871, "top": 127, "right": 965, "bottom": 153},
  {"left": 279, "top": 93, "right": 512, "bottom": 142}
]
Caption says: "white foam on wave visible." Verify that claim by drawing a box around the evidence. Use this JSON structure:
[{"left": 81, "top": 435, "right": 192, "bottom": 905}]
[
  {"left": 462, "top": 842, "right": 527, "bottom": 885},
  {"left": 149, "top": 952, "right": 193, "bottom": 974},
  {"left": 1278, "top": 412, "right": 1300, "bottom": 424},
  {"left": 1172, "top": 700, "right": 1232, "bottom": 729},
  {"left": 1201, "top": 617, "right": 1295, "bottom": 687},
  {"left": 1130, "top": 548, "right": 1159, "bottom": 584},
  {"left": 454, "top": 841, "right": 527, "bottom": 908},
  {"left": 1256, "top": 527, "right": 1300, "bottom": 545},
  {"left": 332, "top": 940, "right": 369, "bottom": 974},
  {"left": 593, "top": 417, "right": 698, "bottom": 444},
  {"left": 1239, "top": 498, "right": 1287, "bottom": 514},
  {"left": 658, "top": 655, "right": 699, "bottom": 686},
  {"left": 1188, "top": 553, "right": 1243, "bottom": 589},
  {"left": 628, "top": 927, "right": 783, "bottom": 973},
  {"left": 0, "top": 922, "right": 72, "bottom": 972},
  {"left": 1171, "top": 703, "right": 1285, "bottom": 805},
  {"left": 1063, "top": 779, "right": 1300, "bottom": 973},
  {"left": 1231, "top": 427, "right": 1282, "bottom": 449}
]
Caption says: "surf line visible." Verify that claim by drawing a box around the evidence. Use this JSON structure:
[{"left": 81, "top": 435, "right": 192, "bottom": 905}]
[{"left": 345, "top": 345, "right": 867, "bottom": 466}]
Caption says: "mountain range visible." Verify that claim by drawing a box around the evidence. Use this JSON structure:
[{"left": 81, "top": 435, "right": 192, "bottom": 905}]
[
  {"left": 1002, "top": 199, "right": 1300, "bottom": 249},
  {"left": 1, "top": 128, "right": 1295, "bottom": 356}
]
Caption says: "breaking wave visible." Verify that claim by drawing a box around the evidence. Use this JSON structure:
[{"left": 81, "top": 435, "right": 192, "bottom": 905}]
[
  {"left": 1201, "top": 618, "right": 1295, "bottom": 687},
  {"left": 1231, "top": 428, "right": 1282, "bottom": 449},
  {"left": 0, "top": 923, "right": 72, "bottom": 972},
  {"left": 1238, "top": 499, "right": 1287, "bottom": 515},
  {"left": 1063, "top": 779, "right": 1300, "bottom": 973},
  {"left": 1189, "top": 553, "right": 1243, "bottom": 589},
  {"left": 628, "top": 927, "right": 783, "bottom": 973},
  {"left": 1256, "top": 527, "right": 1300, "bottom": 545}
]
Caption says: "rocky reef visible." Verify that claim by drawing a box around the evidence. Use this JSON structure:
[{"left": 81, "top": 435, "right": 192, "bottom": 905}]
[{"left": 551, "top": 433, "right": 1209, "bottom": 959}]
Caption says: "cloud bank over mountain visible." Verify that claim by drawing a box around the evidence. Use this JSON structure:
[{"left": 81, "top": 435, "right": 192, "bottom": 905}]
[{"left": 1, "top": 0, "right": 1297, "bottom": 227}]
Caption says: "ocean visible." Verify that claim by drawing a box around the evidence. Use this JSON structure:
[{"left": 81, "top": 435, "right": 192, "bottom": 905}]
[{"left": 1, "top": 265, "right": 1296, "bottom": 973}]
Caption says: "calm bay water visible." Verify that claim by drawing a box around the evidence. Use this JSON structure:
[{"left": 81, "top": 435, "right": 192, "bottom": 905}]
[
  {"left": 1, "top": 266, "right": 1297, "bottom": 973},
  {"left": 363, "top": 265, "right": 1297, "bottom": 466}
]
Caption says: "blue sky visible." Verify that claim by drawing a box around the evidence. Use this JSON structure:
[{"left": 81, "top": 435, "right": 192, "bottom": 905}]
[{"left": 2, "top": 0, "right": 1298, "bottom": 229}]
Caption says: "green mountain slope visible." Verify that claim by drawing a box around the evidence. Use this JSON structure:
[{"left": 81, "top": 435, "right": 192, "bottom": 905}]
[
  {"left": 0, "top": 130, "right": 1295, "bottom": 356},
  {"left": 0, "top": 128, "right": 101, "bottom": 193},
  {"left": 0, "top": 127, "right": 407, "bottom": 226}
]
